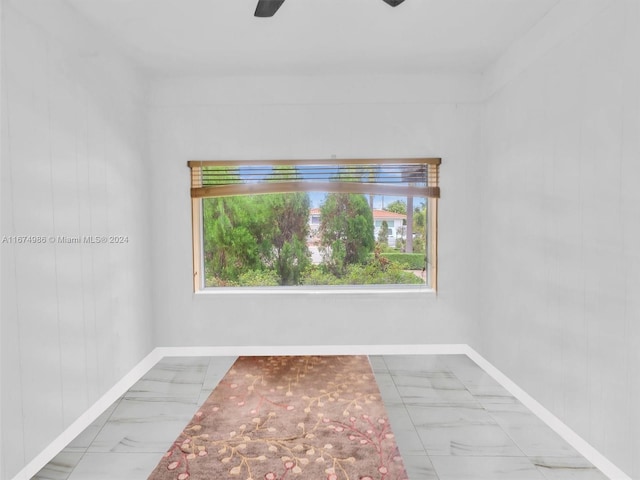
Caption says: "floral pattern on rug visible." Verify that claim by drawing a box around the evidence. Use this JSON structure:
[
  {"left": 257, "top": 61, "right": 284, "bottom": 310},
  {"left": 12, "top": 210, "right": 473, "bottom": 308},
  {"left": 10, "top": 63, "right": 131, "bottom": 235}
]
[{"left": 147, "top": 356, "right": 408, "bottom": 480}]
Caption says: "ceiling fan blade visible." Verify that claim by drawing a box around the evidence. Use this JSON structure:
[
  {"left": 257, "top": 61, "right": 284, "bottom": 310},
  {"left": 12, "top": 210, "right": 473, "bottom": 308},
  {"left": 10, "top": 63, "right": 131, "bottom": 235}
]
[
  {"left": 254, "top": 0, "right": 286, "bottom": 17},
  {"left": 382, "top": 0, "right": 406, "bottom": 6}
]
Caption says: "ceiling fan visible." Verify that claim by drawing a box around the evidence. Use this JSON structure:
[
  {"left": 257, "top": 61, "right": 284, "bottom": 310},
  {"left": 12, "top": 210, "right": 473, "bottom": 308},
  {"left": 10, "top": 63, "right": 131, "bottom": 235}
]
[{"left": 255, "top": 0, "right": 406, "bottom": 17}]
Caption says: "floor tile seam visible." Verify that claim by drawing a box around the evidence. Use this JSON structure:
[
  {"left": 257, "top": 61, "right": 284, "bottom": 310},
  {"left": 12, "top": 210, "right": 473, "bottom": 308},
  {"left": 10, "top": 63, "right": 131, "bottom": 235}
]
[
  {"left": 402, "top": 402, "right": 494, "bottom": 430},
  {"left": 54, "top": 449, "right": 85, "bottom": 480},
  {"left": 119, "top": 396, "right": 204, "bottom": 405},
  {"left": 409, "top": 418, "right": 504, "bottom": 429},
  {"left": 82, "top": 396, "right": 124, "bottom": 452},
  {"left": 485, "top": 390, "right": 602, "bottom": 478},
  {"left": 83, "top": 449, "right": 169, "bottom": 455},
  {"left": 428, "top": 456, "right": 549, "bottom": 480},
  {"left": 31, "top": 447, "right": 89, "bottom": 480},
  {"left": 531, "top": 455, "right": 603, "bottom": 460},
  {"left": 427, "top": 455, "right": 589, "bottom": 479},
  {"left": 397, "top": 451, "right": 442, "bottom": 480},
  {"left": 398, "top": 361, "right": 530, "bottom": 464},
  {"left": 442, "top": 355, "right": 570, "bottom": 467},
  {"left": 530, "top": 458, "right": 603, "bottom": 468},
  {"left": 480, "top": 403, "right": 565, "bottom": 462},
  {"left": 377, "top": 354, "right": 436, "bottom": 480},
  {"left": 421, "top": 450, "right": 442, "bottom": 480},
  {"left": 383, "top": 362, "right": 431, "bottom": 462},
  {"left": 462, "top": 348, "right": 632, "bottom": 479},
  {"left": 130, "top": 378, "right": 207, "bottom": 385},
  {"left": 465, "top": 409, "right": 532, "bottom": 460},
  {"left": 82, "top": 363, "right": 208, "bottom": 465},
  {"left": 426, "top": 452, "right": 539, "bottom": 457},
  {"left": 441, "top": 362, "right": 492, "bottom": 412},
  {"left": 368, "top": 355, "right": 389, "bottom": 370}
]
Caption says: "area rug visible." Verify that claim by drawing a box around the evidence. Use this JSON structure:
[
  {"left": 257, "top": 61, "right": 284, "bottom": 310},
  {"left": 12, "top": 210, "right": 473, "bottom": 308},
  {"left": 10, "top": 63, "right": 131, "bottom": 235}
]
[{"left": 148, "top": 355, "right": 408, "bottom": 480}]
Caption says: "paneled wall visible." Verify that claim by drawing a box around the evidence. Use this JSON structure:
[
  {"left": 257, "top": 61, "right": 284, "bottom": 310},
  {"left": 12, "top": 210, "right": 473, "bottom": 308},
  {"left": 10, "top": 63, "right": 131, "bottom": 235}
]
[
  {"left": 0, "top": 2, "right": 153, "bottom": 478},
  {"left": 3, "top": 0, "right": 638, "bottom": 478},
  {"left": 479, "top": 1, "right": 640, "bottom": 476}
]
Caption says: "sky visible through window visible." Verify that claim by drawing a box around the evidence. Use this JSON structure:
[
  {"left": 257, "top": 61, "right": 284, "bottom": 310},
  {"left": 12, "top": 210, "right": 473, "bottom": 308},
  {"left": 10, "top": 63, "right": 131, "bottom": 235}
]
[
  {"left": 230, "top": 165, "right": 421, "bottom": 209},
  {"left": 308, "top": 192, "right": 406, "bottom": 209}
]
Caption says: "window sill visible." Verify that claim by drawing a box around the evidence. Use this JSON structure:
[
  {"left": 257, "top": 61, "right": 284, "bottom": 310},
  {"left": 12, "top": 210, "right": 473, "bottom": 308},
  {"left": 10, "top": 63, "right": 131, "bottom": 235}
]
[{"left": 195, "top": 285, "right": 435, "bottom": 295}]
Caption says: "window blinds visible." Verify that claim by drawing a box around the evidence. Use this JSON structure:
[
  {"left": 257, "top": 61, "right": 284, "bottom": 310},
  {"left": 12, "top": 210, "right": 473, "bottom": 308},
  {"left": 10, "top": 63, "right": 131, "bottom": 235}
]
[{"left": 188, "top": 158, "right": 440, "bottom": 199}]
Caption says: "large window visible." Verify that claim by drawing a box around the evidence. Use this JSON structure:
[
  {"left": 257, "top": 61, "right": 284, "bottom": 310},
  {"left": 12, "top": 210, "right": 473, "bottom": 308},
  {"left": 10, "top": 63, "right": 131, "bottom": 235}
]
[{"left": 189, "top": 158, "right": 440, "bottom": 292}]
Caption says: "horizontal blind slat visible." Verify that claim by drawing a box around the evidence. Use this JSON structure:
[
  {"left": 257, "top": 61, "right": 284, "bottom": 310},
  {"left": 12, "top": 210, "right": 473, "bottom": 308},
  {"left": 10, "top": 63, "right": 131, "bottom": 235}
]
[{"left": 189, "top": 159, "right": 440, "bottom": 199}]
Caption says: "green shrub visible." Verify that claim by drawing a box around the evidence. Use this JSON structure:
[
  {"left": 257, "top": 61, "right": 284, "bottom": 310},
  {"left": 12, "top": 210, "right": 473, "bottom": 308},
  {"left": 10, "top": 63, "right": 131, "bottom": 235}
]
[
  {"left": 300, "top": 265, "right": 341, "bottom": 285},
  {"left": 379, "top": 253, "right": 426, "bottom": 270},
  {"left": 301, "top": 260, "right": 424, "bottom": 286},
  {"left": 237, "top": 269, "right": 280, "bottom": 286},
  {"left": 375, "top": 242, "right": 395, "bottom": 253},
  {"left": 205, "top": 276, "right": 239, "bottom": 288},
  {"left": 343, "top": 262, "right": 424, "bottom": 285}
]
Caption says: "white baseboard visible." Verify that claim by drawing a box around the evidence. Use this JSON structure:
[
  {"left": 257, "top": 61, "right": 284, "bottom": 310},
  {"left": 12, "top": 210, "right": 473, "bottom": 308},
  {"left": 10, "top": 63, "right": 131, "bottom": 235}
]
[
  {"left": 154, "top": 344, "right": 470, "bottom": 358},
  {"left": 12, "top": 344, "right": 630, "bottom": 480}
]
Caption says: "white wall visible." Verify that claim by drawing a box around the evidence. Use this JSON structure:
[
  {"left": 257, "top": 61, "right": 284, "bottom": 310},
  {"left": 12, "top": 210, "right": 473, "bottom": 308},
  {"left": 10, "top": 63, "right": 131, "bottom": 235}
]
[
  {"left": 148, "top": 74, "right": 482, "bottom": 348},
  {"left": 0, "top": 1, "right": 153, "bottom": 478},
  {"left": 479, "top": 1, "right": 640, "bottom": 477}
]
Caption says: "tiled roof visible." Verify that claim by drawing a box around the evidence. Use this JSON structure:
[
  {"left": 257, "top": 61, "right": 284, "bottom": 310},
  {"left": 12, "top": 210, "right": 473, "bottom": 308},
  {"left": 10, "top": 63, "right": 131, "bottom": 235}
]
[{"left": 371, "top": 209, "right": 406, "bottom": 220}]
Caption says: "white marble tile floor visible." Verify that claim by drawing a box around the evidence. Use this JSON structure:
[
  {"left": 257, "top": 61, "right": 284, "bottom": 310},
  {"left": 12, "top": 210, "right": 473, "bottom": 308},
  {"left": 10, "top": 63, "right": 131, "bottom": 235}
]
[{"left": 32, "top": 355, "right": 608, "bottom": 480}]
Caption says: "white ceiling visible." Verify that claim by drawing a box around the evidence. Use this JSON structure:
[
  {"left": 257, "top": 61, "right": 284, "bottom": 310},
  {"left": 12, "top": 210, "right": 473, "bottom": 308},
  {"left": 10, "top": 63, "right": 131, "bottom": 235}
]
[{"left": 63, "top": 0, "right": 561, "bottom": 77}]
